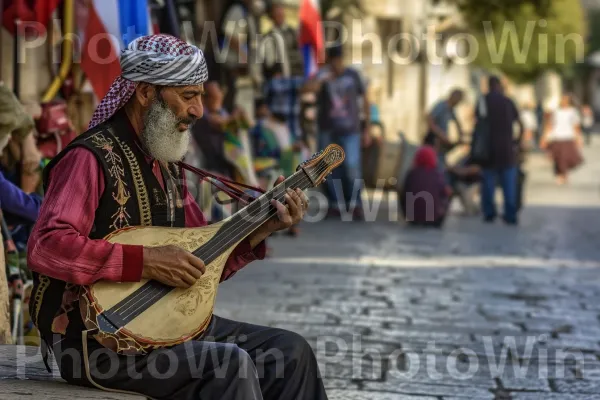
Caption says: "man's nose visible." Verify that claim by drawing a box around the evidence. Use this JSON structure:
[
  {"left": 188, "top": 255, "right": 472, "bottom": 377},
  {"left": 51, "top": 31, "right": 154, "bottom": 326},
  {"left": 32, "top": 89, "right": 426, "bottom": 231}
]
[{"left": 188, "top": 99, "right": 203, "bottom": 119}]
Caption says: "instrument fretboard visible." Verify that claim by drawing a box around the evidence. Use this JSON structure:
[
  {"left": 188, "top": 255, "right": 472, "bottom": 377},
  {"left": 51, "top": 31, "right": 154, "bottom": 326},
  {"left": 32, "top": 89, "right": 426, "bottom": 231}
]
[{"left": 193, "top": 169, "right": 314, "bottom": 264}]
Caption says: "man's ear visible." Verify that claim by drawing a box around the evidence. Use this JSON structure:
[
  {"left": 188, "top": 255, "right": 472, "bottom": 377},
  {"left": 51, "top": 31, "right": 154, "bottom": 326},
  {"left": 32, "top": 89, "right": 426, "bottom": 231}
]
[{"left": 134, "top": 83, "right": 157, "bottom": 107}]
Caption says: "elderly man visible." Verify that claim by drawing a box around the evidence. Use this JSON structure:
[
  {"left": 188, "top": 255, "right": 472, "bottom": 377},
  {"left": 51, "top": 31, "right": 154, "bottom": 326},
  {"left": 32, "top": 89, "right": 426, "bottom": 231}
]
[{"left": 27, "top": 35, "right": 327, "bottom": 400}]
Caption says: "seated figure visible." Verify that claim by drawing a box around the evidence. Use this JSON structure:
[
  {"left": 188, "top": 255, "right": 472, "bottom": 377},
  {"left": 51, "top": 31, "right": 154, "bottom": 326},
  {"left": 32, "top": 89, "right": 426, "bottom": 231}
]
[{"left": 400, "top": 145, "right": 452, "bottom": 228}]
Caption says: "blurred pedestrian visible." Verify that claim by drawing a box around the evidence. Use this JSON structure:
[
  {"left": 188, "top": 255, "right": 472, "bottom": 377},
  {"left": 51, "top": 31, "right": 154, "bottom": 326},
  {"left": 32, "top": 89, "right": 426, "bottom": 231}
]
[
  {"left": 580, "top": 104, "right": 594, "bottom": 146},
  {"left": 192, "top": 81, "right": 236, "bottom": 179},
  {"left": 400, "top": 145, "right": 452, "bottom": 228},
  {"left": 308, "top": 45, "right": 371, "bottom": 220},
  {"left": 262, "top": 1, "right": 304, "bottom": 81},
  {"left": 540, "top": 93, "right": 584, "bottom": 186},
  {"left": 425, "top": 89, "right": 465, "bottom": 177},
  {"left": 476, "top": 76, "right": 523, "bottom": 225},
  {"left": 262, "top": 65, "right": 307, "bottom": 150},
  {"left": 251, "top": 99, "right": 301, "bottom": 236},
  {"left": 217, "top": 0, "right": 263, "bottom": 110},
  {"left": 520, "top": 101, "right": 538, "bottom": 151}
]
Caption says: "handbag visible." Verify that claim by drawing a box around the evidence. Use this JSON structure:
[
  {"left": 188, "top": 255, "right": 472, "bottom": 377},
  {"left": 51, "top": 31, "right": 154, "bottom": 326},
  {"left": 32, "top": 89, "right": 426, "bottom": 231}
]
[{"left": 470, "top": 96, "right": 491, "bottom": 165}]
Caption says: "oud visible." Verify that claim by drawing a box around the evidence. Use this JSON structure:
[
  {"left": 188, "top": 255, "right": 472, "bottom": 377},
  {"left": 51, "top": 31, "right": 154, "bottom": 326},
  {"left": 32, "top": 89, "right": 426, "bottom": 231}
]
[{"left": 80, "top": 144, "right": 345, "bottom": 354}]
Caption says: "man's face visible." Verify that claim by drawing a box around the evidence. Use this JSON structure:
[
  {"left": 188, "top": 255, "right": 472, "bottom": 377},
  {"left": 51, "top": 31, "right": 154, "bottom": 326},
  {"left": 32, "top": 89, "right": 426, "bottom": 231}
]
[
  {"left": 140, "top": 84, "right": 204, "bottom": 163},
  {"left": 330, "top": 56, "right": 344, "bottom": 75},
  {"left": 157, "top": 85, "right": 204, "bottom": 132},
  {"left": 271, "top": 5, "right": 285, "bottom": 26}
]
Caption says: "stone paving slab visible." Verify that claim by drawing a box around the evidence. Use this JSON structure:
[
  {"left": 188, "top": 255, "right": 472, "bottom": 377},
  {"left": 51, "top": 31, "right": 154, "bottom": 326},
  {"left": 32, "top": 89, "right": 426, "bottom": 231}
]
[{"left": 326, "top": 390, "right": 438, "bottom": 400}]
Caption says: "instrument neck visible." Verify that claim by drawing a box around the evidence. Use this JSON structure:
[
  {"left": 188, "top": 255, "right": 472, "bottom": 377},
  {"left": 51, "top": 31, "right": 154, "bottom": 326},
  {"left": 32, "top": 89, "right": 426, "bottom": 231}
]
[{"left": 193, "top": 169, "right": 314, "bottom": 264}]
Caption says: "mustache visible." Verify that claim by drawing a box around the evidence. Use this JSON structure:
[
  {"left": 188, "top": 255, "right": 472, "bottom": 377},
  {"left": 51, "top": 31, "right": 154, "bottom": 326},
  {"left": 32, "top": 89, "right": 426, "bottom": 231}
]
[{"left": 178, "top": 117, "right": 197, "bottom": 126}]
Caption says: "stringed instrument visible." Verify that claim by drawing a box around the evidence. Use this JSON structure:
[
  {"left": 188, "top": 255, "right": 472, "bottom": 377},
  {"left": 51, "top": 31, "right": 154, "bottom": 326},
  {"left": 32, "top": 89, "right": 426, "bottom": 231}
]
[{"left": 79, "top": 144, "right": 345, "bottom": 354}]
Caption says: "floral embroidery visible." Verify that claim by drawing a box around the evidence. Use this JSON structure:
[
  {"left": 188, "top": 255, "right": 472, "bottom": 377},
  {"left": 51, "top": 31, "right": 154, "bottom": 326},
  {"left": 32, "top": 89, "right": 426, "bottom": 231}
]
[
  {"left": 89, "top": 133, "right": 132, "bottom": 229},
  {"left": 112, "top": 133, "right": 152, "bottom": 226}
]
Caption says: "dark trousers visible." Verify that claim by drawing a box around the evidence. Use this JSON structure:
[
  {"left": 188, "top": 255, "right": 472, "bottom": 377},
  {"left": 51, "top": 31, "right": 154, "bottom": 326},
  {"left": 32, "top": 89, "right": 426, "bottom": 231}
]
[
  {"left": 48, "top": 316, "right": 328, "bottom": 400},
  {"left": 480, "top": 166, "right": 518, "bottom": 224}
]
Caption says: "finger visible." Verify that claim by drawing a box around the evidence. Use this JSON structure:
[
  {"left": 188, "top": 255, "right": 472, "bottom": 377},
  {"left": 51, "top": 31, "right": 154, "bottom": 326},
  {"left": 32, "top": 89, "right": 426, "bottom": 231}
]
[
  {"left": 171, "top": 276, "right": 191, "bottom": 289},
  {"left": 180, "top": 272, "right": 197, "bottom": 288},
  {"left": 187, "top": 255, "right": 206, "bottom": 276},
  {"left": 180, "top": 272, "right": 196, "bottom": 289},
  {"left": 290, "top": 189, "right": 305, "bottom": 216},
  {"left": 274, "top": 175, "right": 285, "bottom": 186},
  {"left": 183, "top": 262, "right": 203, "bottom": 281},
  {"left": 296, "top": 189, "right": 309, "bottom": 210},
  {"left": 272, "top": 198, "right": 292, "bottom": 224},
  {"left": 285, "top": 190, "right": 301, "bottom": 218},
  {"left": 287, "top": 188, "right": 303, "bottom": 211}
]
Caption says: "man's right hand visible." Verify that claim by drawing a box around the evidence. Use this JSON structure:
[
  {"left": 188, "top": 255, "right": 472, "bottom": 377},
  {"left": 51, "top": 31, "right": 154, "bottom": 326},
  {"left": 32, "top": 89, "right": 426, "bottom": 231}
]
[{"left": 142, "top": 246, "right": 206, "bottom": 288}]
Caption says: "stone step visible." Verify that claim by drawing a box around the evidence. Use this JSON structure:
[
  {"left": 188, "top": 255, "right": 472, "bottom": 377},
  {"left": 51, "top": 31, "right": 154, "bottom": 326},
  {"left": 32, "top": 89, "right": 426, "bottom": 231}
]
[{"left": 0, "top": 345, "right": 143, "bottom": 399}]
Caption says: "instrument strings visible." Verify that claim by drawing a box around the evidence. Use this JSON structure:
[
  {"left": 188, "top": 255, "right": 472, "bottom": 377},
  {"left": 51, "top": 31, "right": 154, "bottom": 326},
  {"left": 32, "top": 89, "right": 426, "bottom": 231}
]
[
  {"left": 197, "top": 164, "right": 329, "bottom": 263},
  {"left": 111, "top": 163, "right": 330, "bottom": 321}
]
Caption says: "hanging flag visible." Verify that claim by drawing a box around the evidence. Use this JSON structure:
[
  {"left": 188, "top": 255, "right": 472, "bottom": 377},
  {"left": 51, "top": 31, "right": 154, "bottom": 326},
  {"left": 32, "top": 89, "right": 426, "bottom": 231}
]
[
  {"left": 299, "top": 0, "right": 324, "bottom": 78},
  {"left": 2, "top": 0, "right": 62, "bottom": 35},
  {"left": 80, "top": 0, "right": 153, "bottom": 100}
]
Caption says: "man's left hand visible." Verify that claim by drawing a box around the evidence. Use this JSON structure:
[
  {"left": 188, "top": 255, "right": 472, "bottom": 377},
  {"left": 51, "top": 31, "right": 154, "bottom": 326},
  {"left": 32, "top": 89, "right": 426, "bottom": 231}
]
[{"left": 251, "top": 176, "right": 309, "bottom": 243}]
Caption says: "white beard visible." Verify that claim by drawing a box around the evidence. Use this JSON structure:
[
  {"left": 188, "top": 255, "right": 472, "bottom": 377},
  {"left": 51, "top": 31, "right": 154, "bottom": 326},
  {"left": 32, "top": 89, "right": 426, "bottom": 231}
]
[{"left": 140, "top": 99, "right": 191, "bottom": 163}]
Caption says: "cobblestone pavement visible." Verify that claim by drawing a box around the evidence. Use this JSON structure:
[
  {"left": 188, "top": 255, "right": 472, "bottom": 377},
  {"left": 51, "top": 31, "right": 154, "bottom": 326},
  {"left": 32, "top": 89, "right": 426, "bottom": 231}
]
[{"left": 215, "top": 138, "right": 600, "bottom": 400}]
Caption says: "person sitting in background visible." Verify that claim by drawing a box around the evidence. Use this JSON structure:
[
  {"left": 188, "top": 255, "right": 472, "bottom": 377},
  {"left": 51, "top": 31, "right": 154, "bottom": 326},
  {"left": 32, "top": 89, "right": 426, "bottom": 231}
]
[{"left": 400, "top": 145, "right": 452, "bottom": 228}]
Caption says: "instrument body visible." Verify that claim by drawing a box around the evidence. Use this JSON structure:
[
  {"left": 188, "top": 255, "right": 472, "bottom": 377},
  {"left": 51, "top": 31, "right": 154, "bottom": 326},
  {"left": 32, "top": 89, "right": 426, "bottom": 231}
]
[
  {"left": 81, "top": 222, "right": 233, "bottom": 354},
  {"left": 81, "top": 145, "right": 345, "bottom": 354}
]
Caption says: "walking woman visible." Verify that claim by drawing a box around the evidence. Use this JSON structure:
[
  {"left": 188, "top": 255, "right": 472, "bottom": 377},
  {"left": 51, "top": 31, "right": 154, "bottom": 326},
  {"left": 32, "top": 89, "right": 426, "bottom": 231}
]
[{"left": 541, "top": 93, "right": 584, "bottom": 185}]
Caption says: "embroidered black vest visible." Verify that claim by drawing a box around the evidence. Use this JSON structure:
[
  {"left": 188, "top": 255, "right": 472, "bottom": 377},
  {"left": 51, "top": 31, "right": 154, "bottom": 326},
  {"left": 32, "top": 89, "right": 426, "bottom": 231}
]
[{"left": 29, "top": 111, "right": 186, "bottom": 341}]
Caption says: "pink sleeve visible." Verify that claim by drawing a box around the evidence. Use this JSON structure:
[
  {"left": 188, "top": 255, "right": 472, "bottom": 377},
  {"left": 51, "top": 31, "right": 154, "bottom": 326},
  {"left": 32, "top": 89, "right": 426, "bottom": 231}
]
[
  {"left": 181, "top": 171, "right": 266, "bottom": 282},
  {"left": 27, "top": 148, "right": 143, "bottom": 285}
]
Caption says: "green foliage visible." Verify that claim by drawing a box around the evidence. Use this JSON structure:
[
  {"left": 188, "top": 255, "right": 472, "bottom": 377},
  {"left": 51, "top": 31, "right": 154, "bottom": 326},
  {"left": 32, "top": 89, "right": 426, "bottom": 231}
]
[{"left": 456, "top": 0, "right": 585, "bottom": 83}]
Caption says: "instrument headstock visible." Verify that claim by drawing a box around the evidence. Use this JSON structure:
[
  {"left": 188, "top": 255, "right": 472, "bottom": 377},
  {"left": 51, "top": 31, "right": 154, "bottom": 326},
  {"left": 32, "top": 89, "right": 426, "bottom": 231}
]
[{"left": 297, "top": 144, "right": 345, "bottom": 187}]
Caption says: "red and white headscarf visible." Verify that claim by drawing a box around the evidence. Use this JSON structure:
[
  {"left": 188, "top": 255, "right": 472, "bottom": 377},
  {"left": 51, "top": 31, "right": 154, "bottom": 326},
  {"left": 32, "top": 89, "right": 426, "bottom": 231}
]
[{"left": 88, "top": 34, "right": 209, "bottom": 129}]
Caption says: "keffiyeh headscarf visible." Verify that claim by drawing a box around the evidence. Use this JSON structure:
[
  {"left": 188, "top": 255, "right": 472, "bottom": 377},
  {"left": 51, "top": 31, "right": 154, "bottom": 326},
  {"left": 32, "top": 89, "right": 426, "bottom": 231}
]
[{"left": 89, "top": 34, "right": 209, "bottom": 129}]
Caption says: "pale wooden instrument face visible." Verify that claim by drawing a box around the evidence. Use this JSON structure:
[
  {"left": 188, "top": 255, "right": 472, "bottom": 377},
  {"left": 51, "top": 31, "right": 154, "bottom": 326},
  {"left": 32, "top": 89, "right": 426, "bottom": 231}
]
[{"left": 89, "top": 222, "right": 234, "bottom": 345}]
